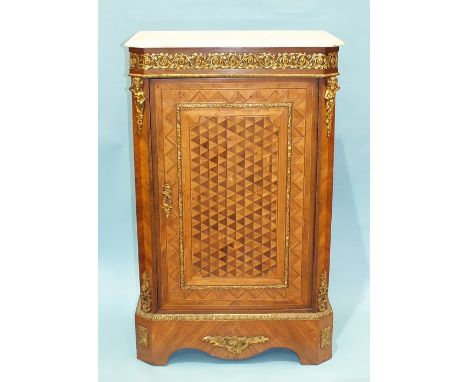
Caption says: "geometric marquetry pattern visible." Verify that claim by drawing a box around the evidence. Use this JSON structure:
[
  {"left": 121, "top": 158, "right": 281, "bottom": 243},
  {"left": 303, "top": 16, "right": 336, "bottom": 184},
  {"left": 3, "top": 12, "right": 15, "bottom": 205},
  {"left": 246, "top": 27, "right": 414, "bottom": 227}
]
[
  {"left": 159, "top": 85, "right": 307, "bottom": 304},
  {"left": 190, "top": 115, "right": 279, "bottom": 278}
]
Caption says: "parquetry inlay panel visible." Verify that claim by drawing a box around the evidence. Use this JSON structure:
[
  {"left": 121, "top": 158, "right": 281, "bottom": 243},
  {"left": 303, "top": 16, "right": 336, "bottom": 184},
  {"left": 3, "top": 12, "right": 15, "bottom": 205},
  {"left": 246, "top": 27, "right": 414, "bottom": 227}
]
[
  {"left": 189, "top": 115, "right": 279, "bottom": 278},
  {"left": 178, "top": 103, "right": 289, "bottom": 289}
]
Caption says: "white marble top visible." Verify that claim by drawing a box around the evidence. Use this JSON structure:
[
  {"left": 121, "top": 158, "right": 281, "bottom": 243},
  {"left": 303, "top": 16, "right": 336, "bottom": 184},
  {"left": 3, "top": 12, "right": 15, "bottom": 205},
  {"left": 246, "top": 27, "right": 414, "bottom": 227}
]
[{"left": 125, "top": 30, "right": 344, "bottom": 48}]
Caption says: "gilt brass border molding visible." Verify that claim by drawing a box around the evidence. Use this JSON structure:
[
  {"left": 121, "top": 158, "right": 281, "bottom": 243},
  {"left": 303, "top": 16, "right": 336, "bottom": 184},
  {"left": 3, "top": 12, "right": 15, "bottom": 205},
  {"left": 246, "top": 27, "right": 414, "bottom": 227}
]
[
  {"left": 136, "top": 298, "right": 332, "bottom": 321},
  {"left": 161, "top": 183, "right": 173, "bottom": 218},
  {"left": 129, "top": 72, "right": 340, "bottom": 79},
  {"left": 175, "top": 102, "right": 292, "bottom": 290},
  {"left": 130, "top": 51, "right": 338, "bottom": 71}
]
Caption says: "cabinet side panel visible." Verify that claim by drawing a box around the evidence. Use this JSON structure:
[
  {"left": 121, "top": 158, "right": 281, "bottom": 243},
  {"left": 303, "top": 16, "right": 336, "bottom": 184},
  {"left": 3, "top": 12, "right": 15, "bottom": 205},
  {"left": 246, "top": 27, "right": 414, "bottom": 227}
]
[
  {"left": 130, "top": 77, "right": 157, "bottom": 312},
  {"left": 302, "top": 81, "right": 319, "bottom": 309},
  {"left": 312, "top": 76, "right": 339, "bottom": 311}
]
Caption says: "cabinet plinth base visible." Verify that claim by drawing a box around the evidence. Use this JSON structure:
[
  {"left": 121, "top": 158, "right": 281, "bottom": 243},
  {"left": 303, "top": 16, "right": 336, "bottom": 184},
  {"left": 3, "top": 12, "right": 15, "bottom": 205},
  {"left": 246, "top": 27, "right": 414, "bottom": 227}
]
[{"left": 135, "top": 300, "right": 333, "bottom": 365}]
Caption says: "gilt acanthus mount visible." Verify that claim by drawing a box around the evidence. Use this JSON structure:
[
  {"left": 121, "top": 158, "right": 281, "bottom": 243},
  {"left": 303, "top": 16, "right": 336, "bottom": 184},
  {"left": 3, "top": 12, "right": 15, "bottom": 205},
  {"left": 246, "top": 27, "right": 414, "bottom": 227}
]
[
  {"left": 202, "top": 335, "right": 270, "bottom": 354},
  {"left": 130, "top": 77, "right": 145, "bottom": 135},
  {"left": 130, "top": 51, "right": 338, "bottom": 71}
]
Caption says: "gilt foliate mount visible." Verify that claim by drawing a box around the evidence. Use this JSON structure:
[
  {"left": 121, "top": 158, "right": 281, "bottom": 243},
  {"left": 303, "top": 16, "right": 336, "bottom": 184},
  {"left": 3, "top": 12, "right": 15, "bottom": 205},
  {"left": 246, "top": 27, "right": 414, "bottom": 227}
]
[
  {"left": 202, "top": 335, "right": 270, "bottom": 354},
  {"left": 130, "top": 51, "right": 338, "bottom": 71},
  {"left": 139, "top": 271, "right": 152, "bottom": 313},
  {"left": 318, "top": 270, "right": 329, "bottom": 312},
  {"left": 325, "top": 76, "right": 340, "bottom": 138},
  {"left": 130, "top": 77, "right": 145, "bottom": 135}
]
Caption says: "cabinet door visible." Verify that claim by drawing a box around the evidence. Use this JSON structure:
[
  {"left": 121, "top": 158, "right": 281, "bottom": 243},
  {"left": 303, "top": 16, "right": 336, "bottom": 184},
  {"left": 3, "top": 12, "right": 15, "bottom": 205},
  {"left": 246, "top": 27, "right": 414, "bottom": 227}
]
[{"left": 150, "top": 79, "right": 318, "bottom": 312}]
